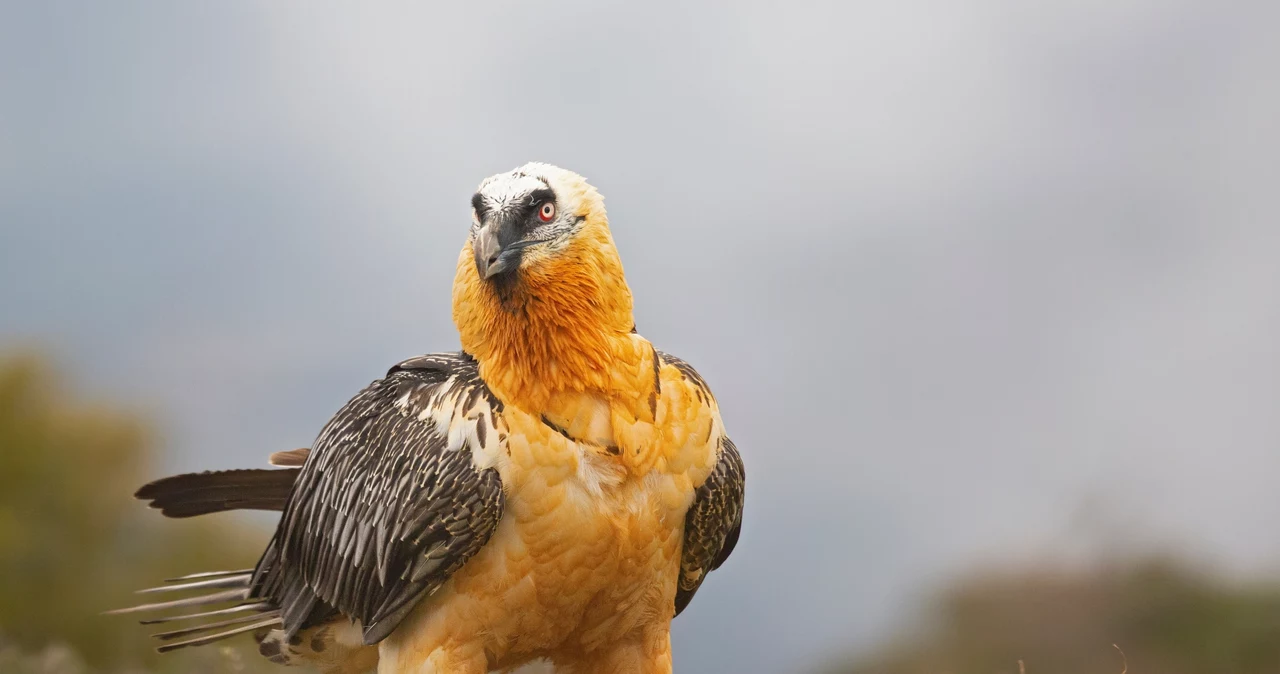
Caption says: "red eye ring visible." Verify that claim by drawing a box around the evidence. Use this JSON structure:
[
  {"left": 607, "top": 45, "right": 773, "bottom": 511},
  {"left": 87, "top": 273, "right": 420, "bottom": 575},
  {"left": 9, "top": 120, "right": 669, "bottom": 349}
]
[{"left": 538, "top": 202, "right": 556, "bottom": 222}]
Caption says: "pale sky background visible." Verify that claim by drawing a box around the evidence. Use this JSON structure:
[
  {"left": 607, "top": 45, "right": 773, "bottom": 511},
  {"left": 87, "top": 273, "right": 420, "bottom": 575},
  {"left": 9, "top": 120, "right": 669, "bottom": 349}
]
[{"left": 2, "top": 2, "right": 1279, "bottom": 672}]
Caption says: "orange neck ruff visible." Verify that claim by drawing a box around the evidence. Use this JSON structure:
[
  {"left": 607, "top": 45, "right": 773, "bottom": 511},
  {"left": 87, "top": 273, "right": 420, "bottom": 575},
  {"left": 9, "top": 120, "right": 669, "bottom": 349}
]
[{"left": 451, "top": 224, "right": 656, "bottom": 427}]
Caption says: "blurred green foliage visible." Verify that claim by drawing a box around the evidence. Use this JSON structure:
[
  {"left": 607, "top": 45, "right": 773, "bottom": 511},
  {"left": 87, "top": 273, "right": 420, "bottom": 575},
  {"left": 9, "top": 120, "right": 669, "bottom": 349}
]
[
  {"left": 0, "top": 354, "right": 276, "bottom": 673},
  {"left": 826, "top": 559, "right": 1280, "bottom": 674}
]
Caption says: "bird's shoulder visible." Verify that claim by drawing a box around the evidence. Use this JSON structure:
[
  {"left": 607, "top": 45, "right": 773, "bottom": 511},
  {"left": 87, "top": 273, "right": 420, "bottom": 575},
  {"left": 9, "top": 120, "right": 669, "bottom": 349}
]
[
  {"left": 372, "top": 351, "right": 508, "bottom": 465},
  {"left": 635, "top": 349, "right": 722, "bottom": 480},
  {"left": 653, "top": 349, "right": 716, "bottom": 406}
]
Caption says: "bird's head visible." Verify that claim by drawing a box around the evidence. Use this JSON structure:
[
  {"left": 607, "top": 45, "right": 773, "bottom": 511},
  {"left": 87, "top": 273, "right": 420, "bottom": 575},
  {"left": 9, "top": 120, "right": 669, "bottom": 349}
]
[
  {"left": 453, "top": 164, "right": 638, "bottom": 403},
  {"left": 466, "top": 162, "right": 610, "bottom": 287},
  {"left": 452, "top": 163, "right": 649, "bottom": 408}
]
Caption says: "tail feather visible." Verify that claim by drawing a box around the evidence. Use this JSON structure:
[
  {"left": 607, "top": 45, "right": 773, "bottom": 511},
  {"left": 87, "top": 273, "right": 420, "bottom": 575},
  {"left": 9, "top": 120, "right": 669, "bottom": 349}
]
[
  {"left": 136, "top": 573, "right": 253, "bottom": 595},
  {"left": 105, "top": 588, "right": 251, "bottom": 616},
  {"left": 164, "top": 568, "right": 255, "bottom": 583},
  {"left": 138, "top": 601, "right": 273, "bottom": 625},
  {"left": 135, "top": 468, "right": 299, "bottom": 518},
  {"left": 108, "top": 568, "right": 280, "bottom": 653},
  {"left": 155, "top": 616, "right": 283, "bottom": 652},
  {"left": 152, "top": 610, "right": 282, "bottom": 641},
  {"left": 116, "top": 451, "right": 307, "bottom": 654},
  {"left": 268, "top": 447, "right": 310, "bottom": 467}
]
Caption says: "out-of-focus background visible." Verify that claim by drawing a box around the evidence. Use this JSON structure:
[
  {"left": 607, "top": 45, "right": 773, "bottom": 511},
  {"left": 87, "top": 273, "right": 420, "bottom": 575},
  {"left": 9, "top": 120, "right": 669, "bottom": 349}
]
[{"left": 1, "top": 1, "right": 1278, "bottom": 672}]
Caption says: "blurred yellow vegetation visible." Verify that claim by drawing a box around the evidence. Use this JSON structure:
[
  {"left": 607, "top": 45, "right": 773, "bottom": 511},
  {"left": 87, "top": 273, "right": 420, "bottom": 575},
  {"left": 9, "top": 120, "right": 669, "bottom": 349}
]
[{"left": 0, "top": 353, "right": 276, "bottom": 673}]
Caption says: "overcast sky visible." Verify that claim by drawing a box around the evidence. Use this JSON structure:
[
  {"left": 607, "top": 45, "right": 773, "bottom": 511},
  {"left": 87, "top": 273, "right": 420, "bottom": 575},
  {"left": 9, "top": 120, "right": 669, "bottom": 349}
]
[{"left": 2, "top": 1, "right": 1278, "bottom": 671}]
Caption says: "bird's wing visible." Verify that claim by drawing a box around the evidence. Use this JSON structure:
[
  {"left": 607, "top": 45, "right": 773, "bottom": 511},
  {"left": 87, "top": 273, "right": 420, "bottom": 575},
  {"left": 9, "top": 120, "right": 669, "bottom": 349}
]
[
  {"left": 252, "top": 352, "right": 507, "bottom": 645},
  {"left": 675, "top": 436, "right": 744, "bottom": 615},
  {"left": 657, "top": 352, "right": 746, "bottom": 617}
]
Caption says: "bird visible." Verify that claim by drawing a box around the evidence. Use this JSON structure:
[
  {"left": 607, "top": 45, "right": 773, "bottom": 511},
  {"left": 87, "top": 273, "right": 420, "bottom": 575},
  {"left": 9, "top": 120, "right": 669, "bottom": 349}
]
[{"left": 110, "top": 163, "right": 745, "bottom": 674}]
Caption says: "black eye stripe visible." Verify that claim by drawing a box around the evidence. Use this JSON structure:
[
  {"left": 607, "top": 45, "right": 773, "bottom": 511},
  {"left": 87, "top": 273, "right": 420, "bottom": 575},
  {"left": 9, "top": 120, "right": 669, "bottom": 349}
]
[
  {"left": 527, "top": 188, "right": 556, "bottom": 208},
  {"left": 472, "top": 185, "right": 556, "bottom": 226}
]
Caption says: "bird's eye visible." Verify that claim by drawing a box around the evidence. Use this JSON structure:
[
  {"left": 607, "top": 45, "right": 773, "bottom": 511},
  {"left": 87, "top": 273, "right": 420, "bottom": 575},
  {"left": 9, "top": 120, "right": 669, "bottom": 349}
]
[{"left": 538, "top": 202, "right": 556, "bottom": 222}]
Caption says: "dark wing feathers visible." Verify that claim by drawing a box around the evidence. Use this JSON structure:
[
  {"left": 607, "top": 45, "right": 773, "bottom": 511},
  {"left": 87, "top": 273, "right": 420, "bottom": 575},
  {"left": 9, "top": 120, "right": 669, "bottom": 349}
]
[
  {"left": 114, "top": 352, "right": 504, "bottom": 651},
  {"left": 675, "top": 436, "right": 744, "bottom": 615},
  {"left": 252, "top": 353, "right": 505, "bottom": 645}
]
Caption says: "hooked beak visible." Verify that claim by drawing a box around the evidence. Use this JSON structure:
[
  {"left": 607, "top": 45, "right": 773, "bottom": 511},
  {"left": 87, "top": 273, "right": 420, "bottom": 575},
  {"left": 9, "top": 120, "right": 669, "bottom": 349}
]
[
  {"left": 473, "top": 225, "right": 506, "bottom": 279},
  {"left": 473, "top": 225, "right": 537, "bottom": 280}
]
